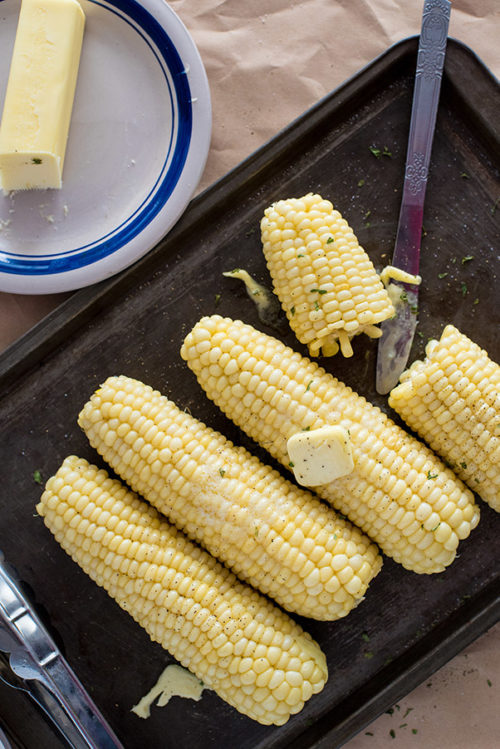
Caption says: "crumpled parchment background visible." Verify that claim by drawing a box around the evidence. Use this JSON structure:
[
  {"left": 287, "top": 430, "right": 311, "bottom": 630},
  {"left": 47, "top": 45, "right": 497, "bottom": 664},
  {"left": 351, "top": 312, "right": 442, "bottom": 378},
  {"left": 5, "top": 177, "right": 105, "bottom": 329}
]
[{"left": 0, "top": 1, "right": 498, "bottom": 745}]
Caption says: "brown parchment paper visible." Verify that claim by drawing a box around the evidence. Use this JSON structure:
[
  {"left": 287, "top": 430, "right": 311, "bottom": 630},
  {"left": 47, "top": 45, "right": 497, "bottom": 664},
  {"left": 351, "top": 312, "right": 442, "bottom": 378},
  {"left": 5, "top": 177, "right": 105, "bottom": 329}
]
[{"left": 0, "top": 1, "right": 498, "bottom": 745}]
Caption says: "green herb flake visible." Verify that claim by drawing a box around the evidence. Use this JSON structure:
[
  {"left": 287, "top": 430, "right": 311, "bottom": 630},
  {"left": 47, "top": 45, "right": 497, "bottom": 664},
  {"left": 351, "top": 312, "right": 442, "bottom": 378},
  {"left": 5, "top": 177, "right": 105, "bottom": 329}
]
[
  {"left": 288, "top": 461, "right": 295, "bottom": 468},
  {"left": 461, "top": 255, "right": 474, "bottom": 264},
  {"left": 461, "top": 282, "right": 468, "bottom": 296},
  {"left": 400, "top": 291, "right": 408, "bottom": 302},
  {"left": 399, "top": 723, "right": 408, "bottom": 729},
  {"left": 382, "top": 146, "right": 392, "bottom": 157},
  {"left": 214, "top": 293, "right": 221, "bottom": 306},
  {"left": 473, "top": 298, "right": 479, "bottom": 305},
  {"left": 297, "top": 253, "right": 305, "bottom": 258},
  {"left": 386, "top": 708, "right": 394, "bottom": 716},
  {"left": 491, "top": 198, "right": 500, "bottom": 215},
  {"left": 364, "top": 651, "right": 374, "bottom": 659},
  {"left": 410, "top": 305, "right": 418, "bottom": 314},
  {"left": 32, "top": 157, "right": 42, "bottom": 165},
  {"left": 358, "top": 179, "right": 365, "bottom": 187},
  {"left": 302, "top": 425, "right": 311, "bottom": 431},
  {"left": 326, "top": 236, "right": 334, "bottom": 244},
  {"left": 219, "top": 468, "right": 226, "bottom": 477},
  {"left": 438, "top": 272, "right": 448, "bottom": 279},
  {"left": 365, "top": 731, "right": 374, "bottom": 736},
  {"left": 390, "top": 729, "right": 396, "bottom": 739},
  {"left": 254, "top": 527, "right": 259, "bottom": 538},
  {"left": 412, "top": 729, "right": 418, "bottom": 734},
  {"left": 33, "top": 469, "right": 43, "bottom": 484},
  {"left": 487, "top": 679, "right": 492, "bottom": 687},
  {"left": 364, "top": 210, "right": 371, "bottom": 220},
  {"left": 460, "top": 172, "right": 470, "bottom": 179},
  {"left": 314, "top": 300, "right": 320, "bottom": 311},
  {"left": 361, "top": 632, "right": 370, "bottom": 642},
  {"left": 460, "top": 461, "right": 467, "bottom": 469},
  {"left": 369, "top": 146, "right": 381, "bottom": 158},
  {"left": 306, "top": 380, "right": 314, "bottom": 392},
  {"left": 290, "top": 306, "right": 295, "bottom": 316},
  {"left": 431, "top": 522, "right": 441, "bottom": 532},
  {"left": 427, "top": 470, "right": 438, "bottom": 480},
  {"left": 403, "top": 707, "right": 414, "bottom": 719},
  {"left": 310, "top": 288, "right": 327, "bottom": 294}
]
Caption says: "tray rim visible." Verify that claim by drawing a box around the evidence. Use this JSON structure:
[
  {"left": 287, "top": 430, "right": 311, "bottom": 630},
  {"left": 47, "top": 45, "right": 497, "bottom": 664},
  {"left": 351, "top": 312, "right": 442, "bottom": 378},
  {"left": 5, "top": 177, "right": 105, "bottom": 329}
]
[{"left": 0, "top": 35, "right": 498, "bottom": 748}]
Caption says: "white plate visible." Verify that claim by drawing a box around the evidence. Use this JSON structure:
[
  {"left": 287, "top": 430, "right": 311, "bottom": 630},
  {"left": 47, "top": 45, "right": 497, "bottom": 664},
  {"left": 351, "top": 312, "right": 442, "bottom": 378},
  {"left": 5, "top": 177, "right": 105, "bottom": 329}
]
[{"left": 0, "top": 0, "right": 211, "bottom": 294}]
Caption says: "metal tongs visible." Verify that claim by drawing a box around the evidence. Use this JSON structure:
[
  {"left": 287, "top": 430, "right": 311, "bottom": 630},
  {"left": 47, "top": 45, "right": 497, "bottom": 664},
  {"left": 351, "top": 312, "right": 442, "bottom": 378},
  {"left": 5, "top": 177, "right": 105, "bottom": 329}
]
[{"left": 0, "top": 550, "right": 124, "bottom": 749}]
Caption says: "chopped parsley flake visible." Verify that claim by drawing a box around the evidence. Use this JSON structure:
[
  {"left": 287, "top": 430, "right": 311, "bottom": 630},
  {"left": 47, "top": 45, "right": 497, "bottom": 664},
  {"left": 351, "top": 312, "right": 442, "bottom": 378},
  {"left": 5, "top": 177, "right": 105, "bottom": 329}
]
[
  {"left": 438, "top": 272, "right": 448, "bottom": 279},
  {"left": 32, "top": 157, "right": 42, "bottom": 165},
  {"left": 461, "top": 282, "right": 468, "bottom": 296},
  {"left": 460, "top": 172, "right": 470, "bottom": 179},
  {"left": 364, "top": 651, "right": 374, "bottom": 659},
  {"left": 326, "top": 236, "right": 334, "bottom": 244},
  {"left": 290, "top": 306, "right": 295, "bottom": 315},
  {"left": 462, "top": 255, "right": 474, "bottom": 264},
  {"left": 473, "top": 298, "right": 479, "bottom": 305},
  {"left": 314, "top": 300, "right": 320, "bottom": 311},
  {"left": 358, "top": 179, "right": 365, "bottom": 187},
  {"left": 400, "top": 291, "right": 408, "bottom": 302},
  {"left": 412, "top": 728, "right": 418, "bottom": 734},
  {"left": 297, "top": 253, "right": 305, "bottom": 257},
  {"left": 427, "top": 470, "right": 438, "bottom": 480},
  {"left": 219, "top": 468, "right": 226, "bottom": 477},
  {"left": 306, "top": 380, "right": 314, "bottom": 391},
  {"left": 460, "top": 461, "right": 467, "bottom": 469},
  {"left": 33, "top": 469, "right": 43, "bottom": 484},
  {"left": 288, "top": 461, "right": 295, "bottom": 468},
  {"left": 390, "top": 729, "right": 396, "bottom": 738},
  {"left": 214, "top": 293, "right": 221, "bottom": 306},
  {"left": 487, "top": 679, "right": 492, "bottom": 687},
  {"left": 310, "top": 288, "right": 327, "bottom": 294},
  {"left": 361, "top": 632, "right": 370, "bottom": 642}
]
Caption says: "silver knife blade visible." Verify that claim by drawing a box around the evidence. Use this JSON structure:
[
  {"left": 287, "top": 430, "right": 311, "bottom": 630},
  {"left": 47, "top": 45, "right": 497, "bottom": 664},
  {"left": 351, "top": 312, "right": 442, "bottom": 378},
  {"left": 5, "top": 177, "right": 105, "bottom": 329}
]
[
  {"left": 0, "top": 550, "right": 124, "bottom": 749},
  {"left": 375, "top": 0, "right": 451, "bottom": 394}
]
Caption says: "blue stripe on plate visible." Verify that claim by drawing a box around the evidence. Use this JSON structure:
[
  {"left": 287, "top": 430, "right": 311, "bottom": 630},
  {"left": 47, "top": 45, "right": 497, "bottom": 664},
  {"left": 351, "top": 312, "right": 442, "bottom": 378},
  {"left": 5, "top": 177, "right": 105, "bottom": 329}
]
[{"left": 0, "top": 0, "right": 192, "bottom": 275}]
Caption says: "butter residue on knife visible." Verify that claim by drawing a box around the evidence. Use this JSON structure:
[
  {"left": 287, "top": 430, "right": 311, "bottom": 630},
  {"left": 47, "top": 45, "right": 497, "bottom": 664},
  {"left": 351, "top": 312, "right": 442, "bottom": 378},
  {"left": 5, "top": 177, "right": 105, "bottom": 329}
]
[{"left": 131, "top": 664, "right": 206, "bottom": 719}]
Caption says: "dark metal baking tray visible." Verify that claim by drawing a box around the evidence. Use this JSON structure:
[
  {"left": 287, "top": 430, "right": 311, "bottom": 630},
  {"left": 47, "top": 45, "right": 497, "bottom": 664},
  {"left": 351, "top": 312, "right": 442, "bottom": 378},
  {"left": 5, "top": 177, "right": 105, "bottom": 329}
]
[{"left": 0, "top": 37, "right": 498, "bottom": 749}]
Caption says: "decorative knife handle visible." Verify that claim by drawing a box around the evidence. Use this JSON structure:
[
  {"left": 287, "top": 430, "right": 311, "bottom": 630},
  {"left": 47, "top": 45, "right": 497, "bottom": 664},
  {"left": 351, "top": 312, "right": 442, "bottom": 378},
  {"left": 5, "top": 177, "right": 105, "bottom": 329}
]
[
  {"left": 403, "top": 0, "right": 450, "bottom": 202},
  {"left": 392, "top": 0, "right": 450, "bottom": 275}
]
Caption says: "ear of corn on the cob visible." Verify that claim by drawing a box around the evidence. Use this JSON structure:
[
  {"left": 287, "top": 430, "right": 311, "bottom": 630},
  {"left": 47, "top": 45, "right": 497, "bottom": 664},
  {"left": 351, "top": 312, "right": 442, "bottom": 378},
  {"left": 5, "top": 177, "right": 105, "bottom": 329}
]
[
  {"left": 389, "top": 325, "right": 500, "bottom": 512},
  {"left": 78, "top": 375, "right": 382, "bottom": 621},
  {"left": 37, "top": 456, "right": 328, "bottom": 726},
  {"left": 180, "top": 316, "right": 481, "bottom": 574},
  {"left": 261, "top": 193, "right": 395, "bottom": 357}
]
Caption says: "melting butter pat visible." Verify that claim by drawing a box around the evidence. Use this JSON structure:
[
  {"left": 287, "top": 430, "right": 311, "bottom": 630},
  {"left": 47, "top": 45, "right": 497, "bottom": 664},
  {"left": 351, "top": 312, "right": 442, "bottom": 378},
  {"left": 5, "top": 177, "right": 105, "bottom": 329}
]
[
  {"left": 287, "top": 426, "right": 354, "bottom": 486},
  {"left": 0, "top": 0, "right": 85, "bottom": 193},
  {"left": 131, "top": 664, "right": 205, "bottom": 719}
]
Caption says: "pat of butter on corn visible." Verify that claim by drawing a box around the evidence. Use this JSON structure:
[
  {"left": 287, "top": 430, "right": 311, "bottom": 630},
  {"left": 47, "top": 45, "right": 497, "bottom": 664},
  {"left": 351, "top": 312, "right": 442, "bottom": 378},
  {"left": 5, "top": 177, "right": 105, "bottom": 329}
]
[
  {"left": 287, "top": 426, "right": 354, "bottom": 487},
  {"left": 0, "top": 0, "right": 85, "bottom": 193}
]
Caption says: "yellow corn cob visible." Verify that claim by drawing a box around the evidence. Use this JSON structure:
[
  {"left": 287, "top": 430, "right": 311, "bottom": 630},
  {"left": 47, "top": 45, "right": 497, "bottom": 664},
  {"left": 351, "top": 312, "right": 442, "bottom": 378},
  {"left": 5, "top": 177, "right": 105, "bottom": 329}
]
[
  {"left": 37, "top": 456, "right": 327, "bottom": 726},
  {"left": 261, "top": 193, "right": 394, "bottom": 357},
  {"left": 78, "top": 375, "right": 382, "bottom": 621},
  {"left": 181, "top": 316, "right": 481, "bottom": 574},
  {"left": 389, "top": 325, "right": 500, "bottom": 512}
]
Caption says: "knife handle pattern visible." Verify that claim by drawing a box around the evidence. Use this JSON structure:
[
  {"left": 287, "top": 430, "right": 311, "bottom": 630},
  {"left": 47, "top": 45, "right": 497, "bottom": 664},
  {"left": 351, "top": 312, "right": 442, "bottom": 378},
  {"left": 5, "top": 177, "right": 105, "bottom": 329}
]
[
  {"left": 404, "top": 0, "right": 451, "bottom": 198},
  {"left": 416, "top": 0, "right": 450, "bottom": 81}
]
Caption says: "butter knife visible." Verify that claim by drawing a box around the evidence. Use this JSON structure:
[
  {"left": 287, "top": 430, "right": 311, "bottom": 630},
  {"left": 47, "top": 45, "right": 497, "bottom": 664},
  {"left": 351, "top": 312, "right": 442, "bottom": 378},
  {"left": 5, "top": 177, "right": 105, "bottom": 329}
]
[
  {"left": 0, "top": 550, "right": 124, "bottom": 749},
  {"left": 375, "top": 0, "right": 451, "bottom": 394}
]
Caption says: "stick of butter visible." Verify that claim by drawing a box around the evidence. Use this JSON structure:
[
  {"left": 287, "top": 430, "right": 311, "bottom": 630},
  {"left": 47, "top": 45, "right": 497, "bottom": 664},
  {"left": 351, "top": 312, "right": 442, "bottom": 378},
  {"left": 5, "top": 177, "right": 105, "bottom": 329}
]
[
  {"left": 287, "top": 425, "right": 354, "bottom": 487},
  {"left": 0, "top": 0, "right": 85, "bottom": 193}
]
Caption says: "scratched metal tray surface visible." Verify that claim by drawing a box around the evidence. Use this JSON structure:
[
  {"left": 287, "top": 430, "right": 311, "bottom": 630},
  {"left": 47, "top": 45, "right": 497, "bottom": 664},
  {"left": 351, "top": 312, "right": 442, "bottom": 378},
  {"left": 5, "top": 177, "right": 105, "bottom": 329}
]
[{"left": 0, "top": 38, "right": 499, "bottom": 749}]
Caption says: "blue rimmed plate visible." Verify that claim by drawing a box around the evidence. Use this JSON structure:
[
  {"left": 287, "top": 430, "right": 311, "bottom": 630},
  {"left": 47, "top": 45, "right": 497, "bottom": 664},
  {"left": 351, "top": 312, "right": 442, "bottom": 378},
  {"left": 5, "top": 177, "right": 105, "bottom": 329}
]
[{"left": 0, "top": 0, "right": 211, "bottom": 293}]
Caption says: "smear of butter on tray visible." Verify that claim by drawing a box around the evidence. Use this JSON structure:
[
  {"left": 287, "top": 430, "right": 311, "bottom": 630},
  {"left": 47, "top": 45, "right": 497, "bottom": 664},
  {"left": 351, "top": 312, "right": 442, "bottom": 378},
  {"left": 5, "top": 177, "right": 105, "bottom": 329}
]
[{"left": 131, "top": 664, "right": 206, "bottom": 719}]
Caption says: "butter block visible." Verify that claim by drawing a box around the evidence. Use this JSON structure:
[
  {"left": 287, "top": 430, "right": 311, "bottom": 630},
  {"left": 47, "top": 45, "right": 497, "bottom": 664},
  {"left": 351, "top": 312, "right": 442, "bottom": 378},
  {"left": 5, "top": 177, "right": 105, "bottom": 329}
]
[
  {"left": 0, "top": 0, "right": 85, "bottom": 193},
  {"left": 287, "top": 425, "right": 354, "bottom": 486}
]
